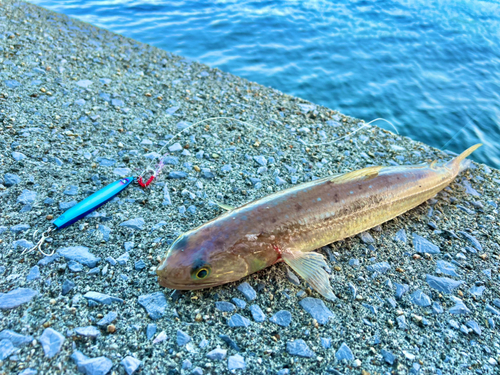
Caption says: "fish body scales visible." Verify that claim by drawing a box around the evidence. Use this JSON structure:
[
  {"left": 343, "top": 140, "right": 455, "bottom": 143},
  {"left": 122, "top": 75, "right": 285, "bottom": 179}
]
[
  {"left": 234, "top": 164, "right": 452, "bottom": 257},
  {"left": 283, "top": 166, "right": 451, "bottom": 252}
]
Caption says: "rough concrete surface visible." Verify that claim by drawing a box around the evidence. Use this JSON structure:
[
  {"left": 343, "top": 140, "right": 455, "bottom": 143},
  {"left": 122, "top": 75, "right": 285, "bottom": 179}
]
[{"left": 1, "top": 1, "right": 500, "bottom": 374}]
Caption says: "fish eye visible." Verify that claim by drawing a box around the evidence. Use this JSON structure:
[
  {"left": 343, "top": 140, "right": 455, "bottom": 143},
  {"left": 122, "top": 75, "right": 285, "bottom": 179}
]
[{"left": 192, "top": 266, "right": 211, "bottom": 280}]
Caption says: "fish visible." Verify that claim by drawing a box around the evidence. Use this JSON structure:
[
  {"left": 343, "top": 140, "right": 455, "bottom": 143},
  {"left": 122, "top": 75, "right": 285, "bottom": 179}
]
[{"left": 157, "top": 144, "right": 481, "bottom": 300}]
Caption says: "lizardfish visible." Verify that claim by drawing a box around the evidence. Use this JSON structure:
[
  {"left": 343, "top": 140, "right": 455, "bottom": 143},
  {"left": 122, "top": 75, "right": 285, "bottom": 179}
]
[{"left": 157, "top": 144, "right": 481, "bottom": 300}]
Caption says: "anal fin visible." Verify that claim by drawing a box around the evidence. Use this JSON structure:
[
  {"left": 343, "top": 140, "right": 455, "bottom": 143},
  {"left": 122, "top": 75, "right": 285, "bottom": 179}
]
[{"left": 282, "top": 250, "right": 337, "bottom": 301}]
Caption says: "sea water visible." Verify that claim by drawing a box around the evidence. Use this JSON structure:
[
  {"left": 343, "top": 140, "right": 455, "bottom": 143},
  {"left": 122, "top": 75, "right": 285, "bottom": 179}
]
[{"left": 30, "top": 0, "right": 500, "bottom": 167}]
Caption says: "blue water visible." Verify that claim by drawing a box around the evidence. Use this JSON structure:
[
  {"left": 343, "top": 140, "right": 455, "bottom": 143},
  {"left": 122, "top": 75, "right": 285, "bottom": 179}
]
[{"left": 30, "top": 0, "right": 500, "bottom": 168}]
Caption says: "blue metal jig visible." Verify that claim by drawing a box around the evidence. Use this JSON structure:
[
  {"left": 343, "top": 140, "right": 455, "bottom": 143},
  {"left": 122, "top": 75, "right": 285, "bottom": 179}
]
[
  {"left": 53, "top": 177, "right": 134, "bottom": 229},
  {"left": 25, "top": 177, "right": 135, "bottom": 256}
]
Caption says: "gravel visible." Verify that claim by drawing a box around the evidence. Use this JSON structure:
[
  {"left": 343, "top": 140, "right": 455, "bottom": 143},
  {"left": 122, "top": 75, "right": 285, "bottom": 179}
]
[
  {"left": 39, "top": 328, "right": 65, "bottom": 358},
  {"left": 269, "top": 310, "right": 292, "bottom": 327},
  {"left": 57, "top": 246, "right": 101, "bottom": 267},
  {"left": 121, "top": 356, "right": 141, "bottom": 375},
  {"left": 137, "top": 292, "right": 167, "bottom": 320},
  {"left": 299, "top": 297, "right": 334, "bottom": 325},
  {"left": 1, "top": 1, "right": 500, "bottom": 373},
  {"left": 176, "top": 330, "right": 191, "bottom": 346},
  {"left": 227, "top": 314, "right": 251, "bottom": 328},
  {"left": 0, "top": 288, "right": 38, "bottom": 309},
  {"left": 236, "top": 282, "right": 257, "bottom": 301},
  {"left": 249, "top": 304, "right": 266, "bottom": 322},
  {"left": 286, "top": 339, "right": 315, "bottom": 358}
]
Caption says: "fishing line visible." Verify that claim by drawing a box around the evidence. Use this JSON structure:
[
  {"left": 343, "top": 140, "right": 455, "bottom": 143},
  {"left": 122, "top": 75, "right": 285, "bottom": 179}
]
[
  {"left": 138, "top": 116, "right": 399, "bottom": 184},
  {"left": 440, "top": 119, "right": 475, "bottom": 151}
]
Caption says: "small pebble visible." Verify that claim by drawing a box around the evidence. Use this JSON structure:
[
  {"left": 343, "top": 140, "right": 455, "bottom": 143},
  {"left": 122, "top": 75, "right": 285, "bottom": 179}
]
[
  {"left": 249, "top": 304, "right": 266, "bottom": 322},
  {"left": 0, "top": 288, "right": 38, "bottom": 309},
  {"left": 227, "top": 354, "right": 246, "bottom": 370},
  {"left": 177, "top": 330, "right": 191, "bottom": 346},
  {"left": 74, "top": 326, "right": 101, "bottom": 338},
  {"left": 121, "top": 356, "right": 141, "bottom": 375},
  {"left": 286, "top": 339, "right": 315, "bottom": 358},
  {"left": 227, "top": 314, "right": 251, "bottom": 328},
  {"left": 426, "top": 274, "right": 464, "bottom": 294},
  {"left": 269, "top": 310, "right": 292, "bottom": 327},
  {"left": 97, "top": 311, "right": 118, "bottom": 327},
  {"left": 206, "top": 348, "right": 227, "bottom": 361},
  {"left": 231, "top": 298, "right": 246, "bottom": 309},
  {"left": 299, "top": 297, "right": 334, "bottom": 325},
  {"left": 215, "top": 301, "right": 236, "bottom": 312},
  {"left": 138, "top": 292, "right": 167, "bottom": 320},
  {"left": 39, "top": 328, "right": 64, "bottom": 358},
  {"left": 26, "top": 266, "right": 40, "bottom": 281},
  {"left": 236, "top": 282, "right": 256, "bottom": 301},
  {"left": 335, "top": 342, "right": 354, "bottom": 361}
]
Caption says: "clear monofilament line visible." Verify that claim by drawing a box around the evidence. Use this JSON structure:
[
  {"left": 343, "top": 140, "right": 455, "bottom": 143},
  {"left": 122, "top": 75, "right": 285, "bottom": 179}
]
[
  {"left": 440, "top": 120, "right": 474, "bottom": 151},
  {"left": 138, "top": 116, "right": 399, "bottom": 179}
]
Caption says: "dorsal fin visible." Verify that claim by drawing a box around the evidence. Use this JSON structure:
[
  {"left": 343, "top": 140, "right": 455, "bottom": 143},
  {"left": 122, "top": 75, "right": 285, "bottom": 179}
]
[
  {"left": 330, "top": 166, "right": 383, "bottom": 184},
  {"left": 215, "top": 201, "right": 235, "bottom": 211}
]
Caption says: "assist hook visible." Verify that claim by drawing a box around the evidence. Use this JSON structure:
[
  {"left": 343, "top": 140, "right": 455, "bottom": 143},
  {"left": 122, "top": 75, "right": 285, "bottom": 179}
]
[{"left": 24, "top": 227, "right": 55, "bottom": 257}]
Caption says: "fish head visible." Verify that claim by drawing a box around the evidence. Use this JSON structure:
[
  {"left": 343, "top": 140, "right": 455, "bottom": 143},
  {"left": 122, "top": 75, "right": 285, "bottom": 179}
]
[{"left": 156, "top": 228, "right": 252, "bottom": 290}]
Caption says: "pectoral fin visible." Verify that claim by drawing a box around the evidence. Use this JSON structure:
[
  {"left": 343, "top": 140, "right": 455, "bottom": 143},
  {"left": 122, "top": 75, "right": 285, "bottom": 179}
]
[{"left": 282, "top": 250, "right": 337, "bottom": 301}]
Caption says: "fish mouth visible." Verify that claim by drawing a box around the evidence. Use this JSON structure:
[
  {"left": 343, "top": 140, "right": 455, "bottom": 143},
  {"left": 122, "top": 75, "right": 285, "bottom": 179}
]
[{"left": 157, "top": 274, "right": 221, "bottom": 290}]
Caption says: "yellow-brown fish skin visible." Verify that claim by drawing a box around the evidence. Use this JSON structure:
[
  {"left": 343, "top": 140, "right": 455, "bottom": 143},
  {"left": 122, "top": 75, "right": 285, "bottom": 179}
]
[{"left": 157, "top": 144, "right": 481, "bottom": 297}]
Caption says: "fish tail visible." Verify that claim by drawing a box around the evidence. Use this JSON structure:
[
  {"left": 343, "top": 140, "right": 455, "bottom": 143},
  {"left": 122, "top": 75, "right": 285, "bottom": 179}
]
[{"left": 446, "top": 143, "right": 482, "bottom": 173}]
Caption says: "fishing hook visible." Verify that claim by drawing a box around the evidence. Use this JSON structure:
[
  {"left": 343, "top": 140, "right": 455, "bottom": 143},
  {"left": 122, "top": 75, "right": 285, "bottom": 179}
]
[{"left": 24, "top": 227, "right": 55, "bottom": 257}]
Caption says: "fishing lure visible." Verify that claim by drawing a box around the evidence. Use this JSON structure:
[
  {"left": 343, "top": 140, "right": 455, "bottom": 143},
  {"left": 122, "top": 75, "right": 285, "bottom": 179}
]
[
  {"left": 27, "top": 177, "right": 135, "bottom": 256},
  {"left": 156, "top": 144, "right": 481, "bottom": 300},
  {"left": 28, "top": 159, "right": 169, "bottom": 256}
]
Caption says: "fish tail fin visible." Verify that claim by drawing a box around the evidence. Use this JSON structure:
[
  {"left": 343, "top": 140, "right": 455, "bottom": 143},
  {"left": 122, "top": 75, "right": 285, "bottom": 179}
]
[{"left": 446, "top": 143, "right": 482, "bottom": 173}]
